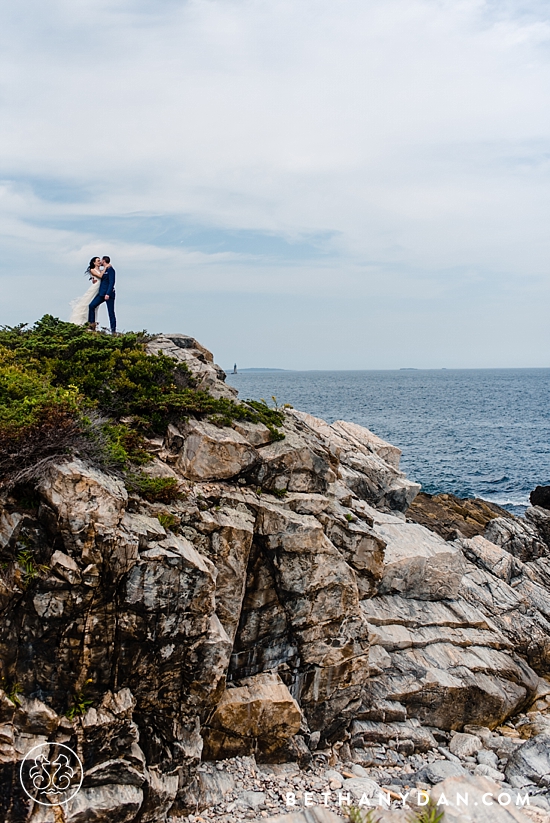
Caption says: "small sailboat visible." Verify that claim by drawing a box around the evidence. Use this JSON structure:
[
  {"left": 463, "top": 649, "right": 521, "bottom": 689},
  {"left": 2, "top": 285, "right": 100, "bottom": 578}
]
[{"left": 232, "top": 364, "right": 238, "bottom": 374}]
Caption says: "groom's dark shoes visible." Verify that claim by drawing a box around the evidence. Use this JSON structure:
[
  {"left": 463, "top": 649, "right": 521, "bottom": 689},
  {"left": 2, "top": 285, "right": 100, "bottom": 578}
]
[{"left": 88, "top": 262, "right": 116, "bottom": 333}]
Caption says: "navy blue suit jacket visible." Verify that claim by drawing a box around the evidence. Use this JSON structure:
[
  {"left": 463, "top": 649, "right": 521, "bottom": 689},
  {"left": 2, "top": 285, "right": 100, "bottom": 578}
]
[{"left": 99, "top": 266, "right": 115, "bottom": 297}]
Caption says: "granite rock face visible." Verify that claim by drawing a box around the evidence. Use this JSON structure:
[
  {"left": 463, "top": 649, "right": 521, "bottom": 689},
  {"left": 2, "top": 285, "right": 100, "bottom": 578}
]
[
  {"left": 176, "top": 419, "right": 260, "bottom": 481},
  {"left": 1, "top": 332, "right": 549, "bottom": 822},
  {"left": 145, "top": 334, "right": 236, "bottom": 400}
]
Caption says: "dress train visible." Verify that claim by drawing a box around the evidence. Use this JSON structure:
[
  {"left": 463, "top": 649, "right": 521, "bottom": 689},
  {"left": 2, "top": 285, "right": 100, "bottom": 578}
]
[{"left": 70, "top": 280, "right": 100, "bottom": 325}]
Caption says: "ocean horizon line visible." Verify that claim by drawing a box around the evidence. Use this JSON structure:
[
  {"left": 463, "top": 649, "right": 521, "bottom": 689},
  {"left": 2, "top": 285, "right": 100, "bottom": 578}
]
[{"left": 227, "top": 365, "right": 550, "bottom": 373}]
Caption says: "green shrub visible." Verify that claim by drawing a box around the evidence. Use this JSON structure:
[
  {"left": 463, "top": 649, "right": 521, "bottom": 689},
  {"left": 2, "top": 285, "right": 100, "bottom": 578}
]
[
  {"left": 126, "top": 473, "right": 182, "bottom": 503},
  {"left": 66, "top": 679, "right": 94, "bottom": 720},
  {"left": 157, "top": 512, "right": 179, "bottom": 531},
  {"left": 0, "top": 316, "right": 285, "bottom": 491},
  {"left": 0, "top": 353, "right": 78, "bottom": 426},
  {"left": 0, "top": 316, "right": 285, "bottom": 435},
  {"left": 101, "top": 424, "right": 152, "bottom": 468},
  {"left": 0, "top": 402, "right": 101, "bottom": 487},
  {"left": 16, "top": 549, "right": 49, "bottom": 588},
  {"left": 1, "top": 680, "right": 23, "bottom": 706},
  {"left": 0, "top": 317, "right": 195, "bottom": 429},
  {"left": 244, "top": 400, "right": 285, "bottom": 440}
]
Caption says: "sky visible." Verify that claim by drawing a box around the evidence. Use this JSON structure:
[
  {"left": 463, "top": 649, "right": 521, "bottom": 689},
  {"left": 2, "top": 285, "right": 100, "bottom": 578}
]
[{"left": 1, "top": 0, "right": 550, "bottom": 369}]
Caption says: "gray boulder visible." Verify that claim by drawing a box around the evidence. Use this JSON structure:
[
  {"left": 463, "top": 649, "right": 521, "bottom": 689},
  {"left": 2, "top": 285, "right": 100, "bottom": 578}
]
[
  {"left": 237, "top": 790, "right": 267, "bottom": 809},
  {"left": 417, "top": 759, "right": 467, "bottom": 784},
  {"left": 350, "top": 718, "right": 437, "bottom": 753},
  {"left": 473, "top": 763, "right": 505, "bottom": 781},
  {"left": 505, "top": 733, "right": 550, "bottom": 788},
  {"left": 375, "top": 519, "right": 465, "bottom": 600},
  {"left": 341, "top": 775, "right": 384, "bottom": 801},
  {"left": 484, "top": 517, "right": 547, "bottom": 563},
  {"left": 252, "top": 430, "right": 336, "bottom": 494},
  {"left": 477, "top": 749, "right": 500, "bottom": 769},
  {"left": 64, "top": 784, "right": 144, "bottom": 823},
  {"left": 176, "top": 419, "right": 260, "bottom": 480},
  {"left": 458, "top": 551, "right": 550, "bottom": 678},
  {"left": 450, "top": 733, "right": 483, "bottom": 759}
]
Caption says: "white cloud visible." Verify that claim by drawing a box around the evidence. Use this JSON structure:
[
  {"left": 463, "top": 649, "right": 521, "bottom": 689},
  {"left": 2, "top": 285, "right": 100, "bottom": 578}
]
[{"left": 0, "top": 0, "right": 550, "bottom": 365}]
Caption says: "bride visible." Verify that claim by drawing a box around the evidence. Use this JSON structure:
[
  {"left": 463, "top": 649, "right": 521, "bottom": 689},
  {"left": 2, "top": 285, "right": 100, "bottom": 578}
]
[{"left": 69, "top": 257, "right": 103, "bottom": 325}]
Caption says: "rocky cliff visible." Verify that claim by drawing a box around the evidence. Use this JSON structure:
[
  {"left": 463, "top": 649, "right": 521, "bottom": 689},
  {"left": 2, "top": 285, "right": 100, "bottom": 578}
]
[{"left": 1, "top": 332, "right": 549, "bottom": 822}]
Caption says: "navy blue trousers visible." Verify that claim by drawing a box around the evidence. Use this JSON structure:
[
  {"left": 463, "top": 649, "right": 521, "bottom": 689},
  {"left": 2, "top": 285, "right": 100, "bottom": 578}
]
[{"left": 88, "top": 292, "right": 116, "bottom": 332}]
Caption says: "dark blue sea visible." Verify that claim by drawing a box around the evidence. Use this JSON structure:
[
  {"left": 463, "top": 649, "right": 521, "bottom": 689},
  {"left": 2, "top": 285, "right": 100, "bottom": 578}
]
[{"left": 226, "top": 369, "right": 550, "bottom": 515}]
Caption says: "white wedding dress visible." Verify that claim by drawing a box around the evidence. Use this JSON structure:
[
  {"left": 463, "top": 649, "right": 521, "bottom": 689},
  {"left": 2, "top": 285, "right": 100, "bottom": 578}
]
[{"left": 70, "top": 279, "right": 100, "bottom": 325}]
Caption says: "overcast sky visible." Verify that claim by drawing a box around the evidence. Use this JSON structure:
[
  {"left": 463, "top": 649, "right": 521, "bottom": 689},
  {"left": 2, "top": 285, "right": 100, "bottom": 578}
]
[{"left": 1, "top": 0, "right": 550, "bottom": 368}]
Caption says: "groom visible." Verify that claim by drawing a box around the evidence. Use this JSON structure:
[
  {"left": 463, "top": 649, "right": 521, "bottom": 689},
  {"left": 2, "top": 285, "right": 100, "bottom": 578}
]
[{"left": 88, "top": 256, "right": 116, "bottom": 333}]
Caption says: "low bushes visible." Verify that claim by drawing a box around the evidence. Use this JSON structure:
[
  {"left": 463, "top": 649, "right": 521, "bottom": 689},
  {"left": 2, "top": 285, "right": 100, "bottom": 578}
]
[
  {"left": 0, "top": 316, "right": 284, "bottom": 490},
  {"left": 126, "top": 474, "right": 182, "bottom": 503},
  {"left": 0, "top": 351, "right": 94, "bottom": 483}
]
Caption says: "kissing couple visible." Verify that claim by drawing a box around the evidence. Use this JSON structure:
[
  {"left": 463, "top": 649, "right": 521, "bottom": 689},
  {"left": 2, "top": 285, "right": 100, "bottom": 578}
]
[{"left": 70, "top": 256, "right": 116, "bottom": 334}]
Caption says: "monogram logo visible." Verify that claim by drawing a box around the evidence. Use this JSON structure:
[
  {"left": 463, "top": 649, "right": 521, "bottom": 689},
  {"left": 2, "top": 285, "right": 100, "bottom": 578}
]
[{"left": 20, "top": 743, "right": 83, "bottom": 806}]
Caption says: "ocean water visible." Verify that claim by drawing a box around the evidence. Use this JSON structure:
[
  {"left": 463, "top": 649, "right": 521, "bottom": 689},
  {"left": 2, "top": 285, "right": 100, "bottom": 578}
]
[{"left": 226, "top": 368, "right": 550, "bottom": 515}]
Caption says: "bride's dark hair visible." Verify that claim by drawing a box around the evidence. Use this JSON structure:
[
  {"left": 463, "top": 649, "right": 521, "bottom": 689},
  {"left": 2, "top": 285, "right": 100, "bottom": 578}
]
[{"left": 85, "top": 256, "right": 100, "bottom": 276}]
